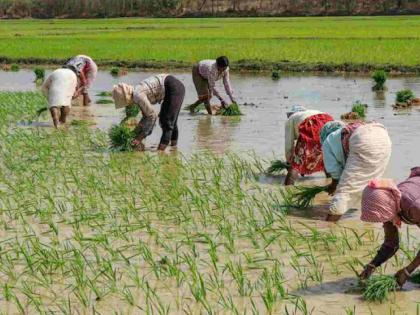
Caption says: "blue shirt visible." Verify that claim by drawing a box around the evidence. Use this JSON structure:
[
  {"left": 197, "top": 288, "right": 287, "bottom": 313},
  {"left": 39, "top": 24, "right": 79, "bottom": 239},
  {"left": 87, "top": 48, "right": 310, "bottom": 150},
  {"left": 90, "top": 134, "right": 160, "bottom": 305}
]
[{"left": 322, "top": 129, "right": 345, "bottom": 180}]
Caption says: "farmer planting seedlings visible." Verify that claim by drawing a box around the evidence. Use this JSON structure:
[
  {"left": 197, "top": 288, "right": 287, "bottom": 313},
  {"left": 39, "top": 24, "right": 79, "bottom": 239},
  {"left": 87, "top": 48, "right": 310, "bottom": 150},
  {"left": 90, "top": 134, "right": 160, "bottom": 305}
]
[
  {"left": 41, "top": 68, "right": 79, "bottom": 128},
  {"left": 284, "top": 105, "right": 333, "bottom": 185},
  {"left": 321, "top": 121, "right": 392, "bottom": 222},
  {"left": 63, "top": 55, "right": 98, "bottom": 106},
  {"left": 112, "top": 74, "right": 185, "bottom": 151},
  {"left": 189, "top": 56, "right": 236, "bottom": 115},
  {"left": 359, "top": 168, "right": 420, "bottom": 287}
]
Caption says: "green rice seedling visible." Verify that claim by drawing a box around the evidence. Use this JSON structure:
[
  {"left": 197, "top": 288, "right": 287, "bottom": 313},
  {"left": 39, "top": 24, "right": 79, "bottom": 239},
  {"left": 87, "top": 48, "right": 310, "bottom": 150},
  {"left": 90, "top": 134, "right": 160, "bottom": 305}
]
[
  {"left": 125, "top": 104, "right": 140, "bottom": 119},
  {"left": 70, "top": 119, "right": 95, "bottom": 127},
  {"left": 96, "top": 91, "right": 112, "bottom": 97},
  {"left": 351, "top": 101, "right": 367, "bottom": 118},
  {"left": 266, "top": 159, "right": 290, "bottom": 175},
  {"left": 108, "top": 124, "right": 135, "bottom": 151},
  {"left": 272, "top": 70, "right": 280, "bottom": 80},
  {"left": 410, "top": 271, "right": 420, "bottom": 284},
  {"left": 372, "top": 70, "right": 387, "bottom": 90},
  {"left": 97, "top": 98, "right": 114, "bottom": 104},
  {"left": 396, "top": 89, "right": 415, "bottom": 103},
  {"left": 110, "top": 67, "right": 120, "bottom": 76},
  {"left": 219, "top": 103, "right": 243, "bottom": 116},
  {"left": 362, "top": 275, "right": 398, "bottom": 302},
  {"left": 287, "top": 185, "right": 329, "bottom": 209},
  {"left": 184, "top": 103, "right": 205, "bottom": 113},
  {"left": 10, "top": 64, "right": 20, "bottom": 72},
  {"left": 34, "top": 67, "right": 45, "bottom": 83}
]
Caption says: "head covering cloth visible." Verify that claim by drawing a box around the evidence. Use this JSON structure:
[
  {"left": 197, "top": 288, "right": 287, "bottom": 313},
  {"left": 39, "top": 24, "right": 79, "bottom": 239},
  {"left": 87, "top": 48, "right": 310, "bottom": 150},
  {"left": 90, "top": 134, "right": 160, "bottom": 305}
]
[{"left": 113, "top": 83, "right": 134, "bottom": 109}]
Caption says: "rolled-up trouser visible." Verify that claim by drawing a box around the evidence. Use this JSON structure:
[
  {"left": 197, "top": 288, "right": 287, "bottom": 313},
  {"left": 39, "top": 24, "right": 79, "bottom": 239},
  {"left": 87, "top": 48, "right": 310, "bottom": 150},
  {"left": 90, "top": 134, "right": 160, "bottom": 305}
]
[
  {"left": 330, "top": 123, "right": 392, "bottom": 215},
  {"left": 159, "top": 76, "right": 185, "bottom": 145},
  {"left": 192, "top": 64, "right": 210, "bottom": 99}
]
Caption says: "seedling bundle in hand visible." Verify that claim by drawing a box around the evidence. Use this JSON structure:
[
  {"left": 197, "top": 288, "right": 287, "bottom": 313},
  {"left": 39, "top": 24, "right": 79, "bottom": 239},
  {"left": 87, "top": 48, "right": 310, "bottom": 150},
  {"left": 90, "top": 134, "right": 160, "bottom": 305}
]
[
  {"left": 266, "top": 159, "right": 290, "bottom": 175},
  {"left": 219, "top": 103, "right": 242, "bottom": 116},
  {"left": 372, "top": 70, "right": 387, "bottom": 91},
  {"left": 281, "top": 185, "right": 329, "bottom": 210},
  {"left": 362, "top": 275, "right": 398, "bottom": 302},
  {"left": 109, "top": 124, "right": 135, "bottom": 152},
  {"left": 184, "top": 103, "right": 205, "bottom": 113}
]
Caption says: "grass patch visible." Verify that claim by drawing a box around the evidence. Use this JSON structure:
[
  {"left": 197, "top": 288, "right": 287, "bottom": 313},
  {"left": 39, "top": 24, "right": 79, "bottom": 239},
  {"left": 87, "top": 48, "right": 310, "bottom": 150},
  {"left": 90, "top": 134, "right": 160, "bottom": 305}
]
[
  {"left": 362, "top": 275, "right": 398, "bottom": 302},
  {"left": 372, "top": 69, "right": 387, "bottom": 90},
  {"left": 396, "top": 89, "right": 415, "bottom": 103},
  {"left": 10, "top": 64, "right": 20, "bottom": 72}
]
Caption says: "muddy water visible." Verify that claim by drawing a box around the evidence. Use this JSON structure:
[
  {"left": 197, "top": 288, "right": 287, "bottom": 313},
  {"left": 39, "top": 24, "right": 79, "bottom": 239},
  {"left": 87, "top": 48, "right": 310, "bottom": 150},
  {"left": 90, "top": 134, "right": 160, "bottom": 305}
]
[{"left": 2, "top": 69, "right": 420, "bottom": 314}]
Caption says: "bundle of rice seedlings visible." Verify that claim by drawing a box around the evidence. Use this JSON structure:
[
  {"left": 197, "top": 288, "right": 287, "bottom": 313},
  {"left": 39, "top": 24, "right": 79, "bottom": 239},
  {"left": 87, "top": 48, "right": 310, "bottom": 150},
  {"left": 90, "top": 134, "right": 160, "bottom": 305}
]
[
  {"left": 184, "top": 104, "right": 205, "bottom": 113},
  {"left": 11, "top": 64, "right": 20, "bottom": 72},
  {"left": 362, "top": 275, "right": 398, "bottom": 302},
  {"left": 96, "top": 91, "right": 112, "bottom": 97},
  {"left": 372, "top": 70, "right": 387, "bottom": 91},
  {"left": 272, "top": 70, "right": 280, "bottom": 80},
  {"left": 125, "top": 104, "right": 140, "bottom": 118},
  {"left": 109, "top": 124, "right": 135, "bottom": 152},
  {"left": 289, "top": 185, "right": 329, "bottom": 208},
  {"left": 70, "top": 119, "right": 95, "bottom": 127},
  {"left": 97, "top": 99, "right": 114, "bottom": 105},
  {"left": 34, "top": 68, "right": 45, "bottom": 83},
  {"left": 351, "top": 101, "right": 367, "bottom": 118},
  {"left": 266, "top": 159, "right": 290, "bottom": 174},
  {"left": 396, "top": 89, "right": 415, "bottom": 104},
  {"left": 219, "top": 103, "right": 242, "bottom": 116},
  {"left": 409, "top": 271, "right": 420, "bottom": 284}
]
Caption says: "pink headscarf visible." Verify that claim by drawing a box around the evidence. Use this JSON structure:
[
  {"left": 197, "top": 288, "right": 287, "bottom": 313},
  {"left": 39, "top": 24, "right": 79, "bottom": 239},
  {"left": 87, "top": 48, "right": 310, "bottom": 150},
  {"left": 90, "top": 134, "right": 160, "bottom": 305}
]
[{"left": 361, "top": 179, "right": 402, "bottom": 223}]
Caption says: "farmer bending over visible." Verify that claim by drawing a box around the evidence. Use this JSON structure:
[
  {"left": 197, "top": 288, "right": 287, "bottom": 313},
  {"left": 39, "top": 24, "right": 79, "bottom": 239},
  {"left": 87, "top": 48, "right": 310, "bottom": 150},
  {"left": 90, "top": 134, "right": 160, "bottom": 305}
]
[
  {"left": 284, "top": 105, "right": 333, "bottom": 185},
  {"left": 320, "top": 121, "right": 392, "bottom": 222},
  {"left": 359, "top": 168, "right": 420, "bottom": 287},
  {"left": 42, "top": 68, "right": 79, "bottom": 128},
  {"left": 63, "top": 55, "right": 98, "bottom": 106},
  {"left": 112, "top": 74, "right": 185, "bottom": 151},
  {"left": 189, "top": 56, "right": 236, "bottom": 115}
]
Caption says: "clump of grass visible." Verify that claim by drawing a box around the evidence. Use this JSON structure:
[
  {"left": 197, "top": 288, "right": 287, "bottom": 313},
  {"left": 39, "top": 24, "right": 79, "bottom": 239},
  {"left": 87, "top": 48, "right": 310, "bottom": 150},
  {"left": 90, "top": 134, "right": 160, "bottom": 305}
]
[
  {"left": 110, "top": 67, "right": 120, "bottom": 76},
  {"left": 96, "top": 91, "right": 112, "bottom": 97},
  {"left": 97, "top": 99, "right": 114, "bottom": 105},
  {"left": 266, "top": 160, "right": 290, "bottom": 175},
  {"left": 362, "top": 275, "right": 398, "bottom": 302},
  {"left": 283, "top": 185, "right": 329, "bottom": 209},
  {"left": 372, "top": 70, "right": 387, "bottom": 91},
  {"left": 11, "top": 64, "right": 20, "bottom": 72},
  {"left": 184, "top": 104, "right": 205, "bottom": 113},
  {"left": 351, "top": 101, "right": 367, "bottom": 118},
  {"left": 410, "top": 271, "right": 420, "bottom": 284},
  {"left": 70, "top": 119, "right": 95, "bottom": 127},
  {"left": 396, "top": 89, "right": 415, "bottom": 104},
  {"left": 34, "top": 68, "right": 45, "bottom": 83},
  {"left": 109, "top": 124, "right": 135, "bottom": 152},
  {"left": 219, "top": 103, "right": 242, "bottom": 116},
  {"left": 272, "top": 70, "right": 280, "bottom": 80}
]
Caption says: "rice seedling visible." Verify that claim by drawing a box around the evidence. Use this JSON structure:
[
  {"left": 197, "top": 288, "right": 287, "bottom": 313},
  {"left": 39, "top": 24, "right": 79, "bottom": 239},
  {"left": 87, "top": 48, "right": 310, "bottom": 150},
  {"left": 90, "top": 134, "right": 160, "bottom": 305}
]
[
  {"left": 110, "top": 67, "right": 120, "bottom": 76},
  {"left": 96, "top": 91, "right": 112, "bottom": 97},
  {"left": 108, "top": 124, "right": 135, "bottom": 151},
  {"left": 219, "top": 103, "right": 242, "bottom": 116},
  {"left": 125, "top": 104, "right": 140, "bottom": 118},
  {"left": 362, "top": 275, "right": 398, "bottom": 302},
  {"left": 266, "top": 159, "right": 290, "bottom": 175},
  {"left": 272, "top": 70, "right": 280, "bottom": 80},
  {"left": 284, "top": 185, "right": 329, "bottom": 209},
  {"left": 184, "top": 103, "right": 205, "bottom": 113},
  {"left": 70, "top": 119, "right": 95, "bottom": 127},
  {"left": 396, "top": 89, "right": 415, "bottom": 104},
  {"left": 33, "top": 67, "right": 45, "bottom": 83},
  {"left": 351, "top": 101, "right": 367, "bottom": 118},
  {"left": 96, "top": 98, "right": 114, "bottom": 104},
  {"left": 10, "top": 64, "right": 20, "bottom": 72},
  {"left": 372, "top": 69, "right": 387, "bottom": 90}
]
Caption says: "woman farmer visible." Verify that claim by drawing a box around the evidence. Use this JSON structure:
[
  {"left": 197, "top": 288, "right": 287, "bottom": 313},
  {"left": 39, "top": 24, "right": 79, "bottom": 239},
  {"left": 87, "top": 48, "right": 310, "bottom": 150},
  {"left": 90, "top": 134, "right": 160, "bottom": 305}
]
[
  {"left": 112, "top": 74, "right": 185, "bottom": 151},
  {"left": 359, "top": 168, "right": 420, "bottom": 287},
  {"left": 321, "top": 121, "right": 392, "bottom": 222},
  {"left": 189, "top": 56, "right": 236, "bottom": 115},
  {"left": 284, "top": 106, "right": 334, "bottom": 185},
  {"left": 42, "top": 68, "right": 79, "bottom": 128},
  {"left": 63, "top": 55, "right": 98, "bottom": 106}
]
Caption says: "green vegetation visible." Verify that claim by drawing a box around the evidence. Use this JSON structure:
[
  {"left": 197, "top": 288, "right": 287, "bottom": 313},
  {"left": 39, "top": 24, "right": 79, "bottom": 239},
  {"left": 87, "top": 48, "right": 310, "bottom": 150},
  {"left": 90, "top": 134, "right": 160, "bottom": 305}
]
[
  {"left": 219, "top": 103, "right": 242, "bottom": 116},
  {"left": 272, "top": 70, "right": 280, "bottom": 80},
  {"left": 0, "top": 17, "right": 419, "bottom": 70},
  {"left": 33, "top": 67, "right": 45, "bottom": 83},
  {"left": 410, "top": 271, "right": 420, "bottom": 284},
  {"left": 396, "top": 89, "right": 415, "bottom": 103},
  {"left": 351, "top": 101, "right": 367, "bottom": 118},
  {"left": 96, "top": 91, "right": 112, "bottom": 97},
  {"left": 282, "top": 185, "right": 329, "bottom": 210},
  {"left": 267, "top": 159, "right": 290, "bottom": 174},
  {"left": 372, "top": 69, "right": 387, "bottom": 90},
  {"left": 96, "top": 99, "right": 114, "bottom": 104},
  {"left": 109, "top": 124, "right": 135, "bottom": 151},
  {"left": 184, "top": 103, "right": 205, "bottom": 113},
  {"left": 362, "top": 276, "right": 398, "bottom": 302},
  {"left": 70, "top": 119, "right": 95, "bottom": 126},
  {"left": 10, "top": 64, "right": 20, "bottom": 72},
  {"left": 110, "top": 67, "right": 120, "bottom": 76}
]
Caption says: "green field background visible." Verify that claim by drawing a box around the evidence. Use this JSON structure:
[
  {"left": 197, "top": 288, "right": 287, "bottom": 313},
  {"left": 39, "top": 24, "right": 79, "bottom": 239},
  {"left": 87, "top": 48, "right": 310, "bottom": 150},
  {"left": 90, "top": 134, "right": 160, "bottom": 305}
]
[{"left": 0, "top": 16, "right": 419, "bottom": 66}]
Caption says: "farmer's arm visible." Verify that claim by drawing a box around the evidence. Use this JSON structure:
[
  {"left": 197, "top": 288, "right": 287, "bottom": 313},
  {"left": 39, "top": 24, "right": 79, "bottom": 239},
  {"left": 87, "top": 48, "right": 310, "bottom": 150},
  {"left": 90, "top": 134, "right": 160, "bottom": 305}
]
[
  {"left": 223, "top": 70, "right": 235, "bottom": 104},
  {"left": 208, "top": 73, "right": 225, "bottom": 106},
  {"left": 360, "top": 222, "right": 399, "bottom": 279},
  {"left": 79, "top": 70, "right": 87, "bottom": 88},
  {"left": 285, "top": 117, "right": 295, "bottom": 163}
]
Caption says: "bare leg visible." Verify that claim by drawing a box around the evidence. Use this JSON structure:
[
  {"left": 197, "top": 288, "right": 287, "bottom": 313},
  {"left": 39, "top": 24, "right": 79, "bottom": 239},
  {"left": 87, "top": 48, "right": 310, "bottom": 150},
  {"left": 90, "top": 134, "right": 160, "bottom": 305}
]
[
  {"left": 204, "top": 98, "right": 212, "bottom": 115},
  {"left": 83, "top": 93, "right": 91, "bottom": 106},
  {"left": 60, "top": 107, "right": 70, "bottom": 124},
  {"left": 50, "top": 107, "right": 60, "bottom": 128},
  {"left": 284, "top": 168, "right": 299, "bottom": 186}
]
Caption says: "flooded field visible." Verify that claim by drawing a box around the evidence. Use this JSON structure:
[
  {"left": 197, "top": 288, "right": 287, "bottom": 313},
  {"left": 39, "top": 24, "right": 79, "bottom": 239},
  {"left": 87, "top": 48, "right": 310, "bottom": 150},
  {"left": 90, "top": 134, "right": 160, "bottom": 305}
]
[{"left": 1, "top": 69, "right": 419, "bottom": 314}]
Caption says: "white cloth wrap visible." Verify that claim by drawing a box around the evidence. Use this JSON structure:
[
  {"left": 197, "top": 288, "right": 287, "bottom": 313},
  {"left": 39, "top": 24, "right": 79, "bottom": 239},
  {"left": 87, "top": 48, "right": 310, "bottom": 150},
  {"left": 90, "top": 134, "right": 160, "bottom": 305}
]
[
  {"left": 330, "top": 123, "right": 392, "bottom": 215},
  {"left": 42, "top": 69, "right": 78, "bottom": 108}
]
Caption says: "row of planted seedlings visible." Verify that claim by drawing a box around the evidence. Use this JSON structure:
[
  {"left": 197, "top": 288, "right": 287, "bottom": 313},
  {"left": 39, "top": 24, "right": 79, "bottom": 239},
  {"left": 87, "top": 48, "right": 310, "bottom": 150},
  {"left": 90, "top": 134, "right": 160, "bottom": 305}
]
[{"left": 0, "top": 91, "right": 417, "bottom": 314}]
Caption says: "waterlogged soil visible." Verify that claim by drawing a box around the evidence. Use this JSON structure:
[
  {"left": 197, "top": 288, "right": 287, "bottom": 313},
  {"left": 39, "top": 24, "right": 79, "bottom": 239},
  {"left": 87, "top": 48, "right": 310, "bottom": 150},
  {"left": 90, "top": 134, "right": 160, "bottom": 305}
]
[{"left": 2, "top": 69, "right": 420, "bottom": 314}]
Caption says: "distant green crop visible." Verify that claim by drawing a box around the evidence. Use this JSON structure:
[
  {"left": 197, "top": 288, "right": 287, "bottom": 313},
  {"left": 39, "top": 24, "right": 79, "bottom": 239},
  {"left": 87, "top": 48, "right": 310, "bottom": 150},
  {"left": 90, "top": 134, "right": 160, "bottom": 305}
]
[
  {"left": 351, "top": 101, "right": 367, "bottom": 118},
  {"left": 396, "top": 89, "right": 415, "bottom": 103},
  {"left": 372, "top": 70, "right": 387, "bottom": 90}
]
